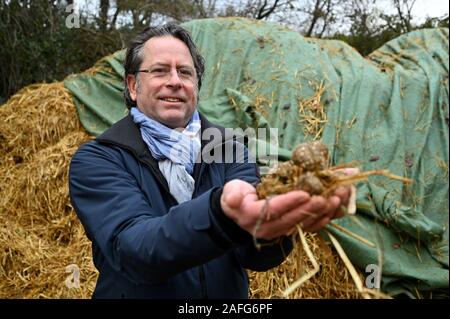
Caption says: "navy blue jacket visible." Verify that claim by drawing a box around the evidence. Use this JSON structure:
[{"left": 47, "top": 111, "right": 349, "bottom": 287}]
[{"left": 69, "top": 113, "right": 292, "bottom": 299}]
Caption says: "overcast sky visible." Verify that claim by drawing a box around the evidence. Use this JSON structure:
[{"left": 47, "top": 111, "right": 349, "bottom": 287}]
[
  {"left": 75, "top": 0, "right": 449, "bottom": 25},
  {"left": 386, "top": 0, "right": 448, "bottom": 23}
]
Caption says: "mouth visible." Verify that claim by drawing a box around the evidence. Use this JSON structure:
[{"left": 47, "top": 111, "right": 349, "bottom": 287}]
[{"left": 159, "top": 96, "right": 186, "bottom": 103}]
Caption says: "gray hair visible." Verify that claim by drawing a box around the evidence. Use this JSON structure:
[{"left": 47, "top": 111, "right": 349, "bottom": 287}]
[{"left": 123, "top": 23, "right": 205, "bottom": 109}]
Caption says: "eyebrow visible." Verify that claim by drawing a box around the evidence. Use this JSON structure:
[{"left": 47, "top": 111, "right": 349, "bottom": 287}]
[{"left": 148, "top": 62, "right": 194, "bottom": 70}]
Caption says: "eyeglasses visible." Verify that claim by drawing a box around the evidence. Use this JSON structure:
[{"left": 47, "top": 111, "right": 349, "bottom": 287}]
[{"left": 137, "top": 66, "right": 196, "bottom": 83}]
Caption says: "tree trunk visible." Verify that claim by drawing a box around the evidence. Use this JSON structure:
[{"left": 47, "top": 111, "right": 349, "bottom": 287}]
[{"left": 99, "top": 0, "right": 109, "bottom": 31}]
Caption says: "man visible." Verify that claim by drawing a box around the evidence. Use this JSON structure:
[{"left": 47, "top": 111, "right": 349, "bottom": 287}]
[{"left": 69, "top": 23, "right": 351, "bottom": 298}]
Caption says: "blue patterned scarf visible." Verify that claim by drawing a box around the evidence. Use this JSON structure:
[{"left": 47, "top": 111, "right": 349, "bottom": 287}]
[
  {"left": 130, "top": 107, "right": 201, "bottom": 174},
  {"left": 130, "top": 107, "right": 201, "bottom": 203}
]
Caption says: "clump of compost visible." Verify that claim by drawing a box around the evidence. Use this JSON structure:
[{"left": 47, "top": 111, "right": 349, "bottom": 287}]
[{"left": 257, "top": 141, "right": 411, "bottom": 199}]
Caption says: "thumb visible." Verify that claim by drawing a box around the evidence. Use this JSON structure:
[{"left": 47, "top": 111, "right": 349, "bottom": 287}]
[
  {"left": 222, "top": 180, "right": 256, "bottom": 209},
  {"left": 223, "top": 187, "right": 244, "bottom": 209}
]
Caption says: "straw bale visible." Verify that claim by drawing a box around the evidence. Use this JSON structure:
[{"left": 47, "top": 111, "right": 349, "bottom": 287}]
[
  {"left": 0, "top": 130, "right": 97, "bottom": 298},
  {"left": 0, "top": 83, "right": 80, "bottom": 166},
  {"left": 249, "top": 232, "right": 364, "bottom": 299},
  {"left": 0, "top": 215, "right": 96, "bottom": 298},
  {"left": 0, "top": 131, "right": 90, "bottom": 225}
]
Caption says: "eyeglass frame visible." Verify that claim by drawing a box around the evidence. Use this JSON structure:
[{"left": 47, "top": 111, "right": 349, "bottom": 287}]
[{"left": 136, "top": 65, "right": 197, "bottom": 83}]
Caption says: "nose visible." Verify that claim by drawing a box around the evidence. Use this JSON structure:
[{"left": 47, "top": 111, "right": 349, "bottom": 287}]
[{"left": 166, "top": 69, "right": 183, "bottom": 88}]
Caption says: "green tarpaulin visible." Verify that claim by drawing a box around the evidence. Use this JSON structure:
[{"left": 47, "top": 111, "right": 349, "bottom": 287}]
[{"left": 64, "top": 17, "right": 449, "bottom": 297}]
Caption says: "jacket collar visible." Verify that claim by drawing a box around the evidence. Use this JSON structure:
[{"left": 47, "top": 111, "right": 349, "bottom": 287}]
[{"left": 95, "top": 111, "right": 228, "bottom": 200}]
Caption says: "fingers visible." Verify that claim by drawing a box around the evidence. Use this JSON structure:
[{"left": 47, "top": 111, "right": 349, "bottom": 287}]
[
  {"left": 298, "top": 186, "right": 352, "bottom": 232},
  {"left": 331, "top": 186, "right": 352, "bottom": 218},
  {"left": 255, "top": 193, "right": 345, "bottom": 237},
  {"left": 299, "top": 195, "right": 338, "bottom": 228},
  {"left": 303, "top": 216, "right": 330, "bottom": 232},
  {"left": 265, "top": 191, "right": 311, "bottom": 219},
  {"left": 254, "top": 196, "right": 328, "bottom": 238},
  {"left": 334, "top": 186, "right": 350, "bottom": 206}
]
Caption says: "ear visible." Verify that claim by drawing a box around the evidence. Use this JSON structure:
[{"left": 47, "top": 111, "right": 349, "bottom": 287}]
[{"left": 126, "top": 74, "right": 138, "bottom": 101}]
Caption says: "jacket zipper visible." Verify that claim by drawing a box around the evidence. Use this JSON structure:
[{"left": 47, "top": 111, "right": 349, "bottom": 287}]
[
  {"left": 192, "top": 169, "right": 208, "bottom": 299},
  {"left": 199, "top": 265, "right": 208, "bottom": 298}
]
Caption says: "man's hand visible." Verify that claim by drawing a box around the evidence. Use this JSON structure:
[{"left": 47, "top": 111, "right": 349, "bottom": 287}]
[{"left": 220, "top": 180, "right": 351, "bottom": 240}]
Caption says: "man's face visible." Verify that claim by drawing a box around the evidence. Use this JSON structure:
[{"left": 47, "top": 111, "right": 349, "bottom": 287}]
[{"left": 127, "top": 36, "right": 198, "bottom": 129}]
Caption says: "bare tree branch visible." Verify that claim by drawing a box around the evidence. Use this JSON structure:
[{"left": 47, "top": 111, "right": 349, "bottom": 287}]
[
  {"left": 306, "top": 0, "right": 324, "bottom": 37},
  {"left": 110, "top": 6, "right": 120, "bottom": 30},
  {"left": 257, "top": 0, "right": 293, "bottom": 19},
  {"left": 393, "top": 0, "right": 416, "bottom": 32}
]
